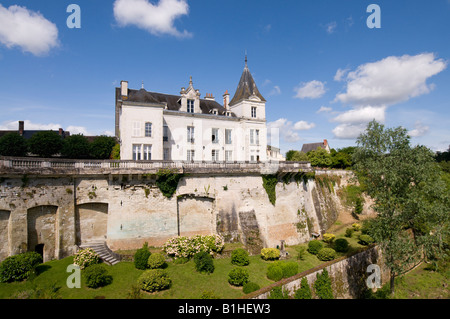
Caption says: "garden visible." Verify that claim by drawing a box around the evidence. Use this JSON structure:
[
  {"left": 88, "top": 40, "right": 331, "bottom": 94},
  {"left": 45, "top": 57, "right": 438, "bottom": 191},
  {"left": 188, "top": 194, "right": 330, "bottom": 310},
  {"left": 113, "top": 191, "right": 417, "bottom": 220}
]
[{"left": 0, "top": 227, "right": 375, "bottom": 299}]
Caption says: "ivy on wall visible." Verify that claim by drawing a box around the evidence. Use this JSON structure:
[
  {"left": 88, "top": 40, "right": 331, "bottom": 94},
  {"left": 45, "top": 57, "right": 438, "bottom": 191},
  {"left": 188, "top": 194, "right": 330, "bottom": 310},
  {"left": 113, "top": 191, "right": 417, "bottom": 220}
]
[
  {"left": 262, "top": 174, "right": 278, "bottom": 205},
  {"left": 156, "top": 169, "right": 183, "bottom": 199}
]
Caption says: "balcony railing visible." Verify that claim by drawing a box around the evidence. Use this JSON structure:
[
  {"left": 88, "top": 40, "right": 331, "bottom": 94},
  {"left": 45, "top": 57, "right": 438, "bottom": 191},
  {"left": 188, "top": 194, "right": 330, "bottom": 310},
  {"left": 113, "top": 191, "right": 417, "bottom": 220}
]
[{"left": 0, "top": 156, "right": 311, "bottom": 175}]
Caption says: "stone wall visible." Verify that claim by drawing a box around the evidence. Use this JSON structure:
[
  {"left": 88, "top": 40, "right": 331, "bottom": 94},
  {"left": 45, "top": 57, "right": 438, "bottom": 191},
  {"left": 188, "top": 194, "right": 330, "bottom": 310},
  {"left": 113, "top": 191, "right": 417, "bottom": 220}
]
[
  {"left": 0, "top": 168, "right": 355, "bottom": 262},
  {"left": 246, "top": 245, "right": 390, "bottom": 299}
]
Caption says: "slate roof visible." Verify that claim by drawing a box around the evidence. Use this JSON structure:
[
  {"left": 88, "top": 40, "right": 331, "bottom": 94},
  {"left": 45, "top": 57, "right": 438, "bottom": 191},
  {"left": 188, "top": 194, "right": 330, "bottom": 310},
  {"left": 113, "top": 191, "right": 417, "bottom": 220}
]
[
  {"left": 301, "top": 142, "right": 327, "bottom": 154},
  {"left": 117, "top": 87, "right": 236, "bottom": 117},
  {"left": 229, "top": 61, "right": 266, "bottom": 107}
]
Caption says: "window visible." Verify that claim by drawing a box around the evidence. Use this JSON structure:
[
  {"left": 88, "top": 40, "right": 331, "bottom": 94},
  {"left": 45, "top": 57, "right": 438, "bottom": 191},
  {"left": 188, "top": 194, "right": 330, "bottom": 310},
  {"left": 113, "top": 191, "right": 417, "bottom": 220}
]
[
  {"left": 250, "top": 129, "right": 254, "bottom": 145},
  {"left": 145, "top": 122, "right": 152, "bottom": 137},
  {"left": 187, "top": 99, "right": 194, "bottom": 113},
  {"left": 250, "top": 155, "right": 255, "bottom": 162},
  {"left": 212, "top": 150, "right": 219, "bottom": 162},
  {"left": 187, "top": 150, "right": 195, "bottom": 162},
  {"left": 187, "top": 126, "right": 195, "bottom": 143},
  {"left": 163, "top": 148, "right": 170, "bottom": 161},
  {"left": 212, "top": 128, "right": 219, "bottom": 144},
  {"left": 225, "top": 151, "right": 233, "bottom": 162},
  {"left": 143, "top": 145, "right": 152, "bottom": 161},
  {"left": 133, "top": 144, "right": 141, "bottom": 161},
  {"left": 251, "top": 107, "right": 257, "bottom": 118},
  {"left": 255, "top": 129, "right": 260, "bottom": 145},
  {"left": 163, "top": 125, "right": 169, "bottom": 142},
  {"left": 225, "top": 129, "right": 232, "bottom": 144},
  {"left": 132, "top": 122, "right": 141, "bottom": 137}
]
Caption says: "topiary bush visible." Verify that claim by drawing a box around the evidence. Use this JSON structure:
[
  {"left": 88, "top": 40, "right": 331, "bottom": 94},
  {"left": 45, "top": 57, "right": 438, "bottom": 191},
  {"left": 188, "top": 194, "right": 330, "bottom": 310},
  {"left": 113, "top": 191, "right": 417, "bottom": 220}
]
[
  {"left": 0, "top": 252, "right": 42, "bottom": 283},
  {"left": 134, "top": 242, "right": 151, "bottom": 270},
  {"left": 147, "top": 253, "right": 166, "bottom": 269},
  {"left": 266, "top": 262, "right": 283, "bottom": 282},
  {"left": 138, "top": 269, "right": 171, "bottom": 292},
  {"left": 352, "top": 223, "right": 362, "bottom": 231},
  {"left": 281, "top": 261, "right": 299, "bottom": 278},
  {"left": 334, "top": 238, "right": 349, "bottom": 253},
  {"left": 231, "top": 248, "right": 250, "bottom": 266},
  {"left": 194, "top": 251, "right": 215, "bottom": 274},
  {"left": 84, "top": 264, "right": 112, "bottom": 289},
  {"left": 345, "top": 228, "right": 354, "bottom": 238},
  {"left": 73, "top": 248, "right": 100, "bottom": 270},
  {"left": 307, "top": 240, "right": 323, "bottom": 255},
  {"left": 242, "top": 282, "right": 261, "bottom": 294},
  {"left": 358, "top": 234, "right": 374, "bottom": 246},
  {"left": 260, "top": 248, "right": 280, "bottom": 261},
  {"left": 322, "top": 233, "right": 336, "bottom": 244},
  {"left": 317, "top": 248, "right": 337, "bottom": 261},
  {"left": 228, "top": 267, "right": 249, "bottom": 286}
]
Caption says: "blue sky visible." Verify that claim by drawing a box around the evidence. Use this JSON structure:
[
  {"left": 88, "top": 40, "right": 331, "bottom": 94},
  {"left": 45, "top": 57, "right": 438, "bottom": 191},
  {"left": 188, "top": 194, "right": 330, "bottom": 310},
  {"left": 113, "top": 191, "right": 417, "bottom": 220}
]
[{"left": 0, "top": 0, "right": 449, "bottom": 155}]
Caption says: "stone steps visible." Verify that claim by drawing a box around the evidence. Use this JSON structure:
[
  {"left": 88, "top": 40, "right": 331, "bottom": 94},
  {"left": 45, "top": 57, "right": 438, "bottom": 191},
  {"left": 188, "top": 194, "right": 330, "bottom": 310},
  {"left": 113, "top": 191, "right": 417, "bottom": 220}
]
[{"left": 79, "top": 241, "right": 121, "bottom": 266}]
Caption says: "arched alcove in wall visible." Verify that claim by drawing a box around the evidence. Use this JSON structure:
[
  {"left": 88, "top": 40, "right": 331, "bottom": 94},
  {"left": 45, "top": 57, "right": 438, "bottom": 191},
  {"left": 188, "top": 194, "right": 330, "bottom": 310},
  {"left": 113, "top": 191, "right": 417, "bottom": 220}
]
[
  {"left": 0, "top": 210, "right": 11, "bottom": 262},
  {"left": 75, "top": 203, "right": 108, "bottom": 245},
  {"left": 27, "top": 205, "right": 58, "bottom": 262}
]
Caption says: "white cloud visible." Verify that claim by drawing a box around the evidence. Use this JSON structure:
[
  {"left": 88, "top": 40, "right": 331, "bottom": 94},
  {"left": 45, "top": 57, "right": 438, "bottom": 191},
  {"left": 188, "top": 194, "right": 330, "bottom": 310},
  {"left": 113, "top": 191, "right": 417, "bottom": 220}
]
[
  {"left": 113, "top": 0, "right": 192, "bottom": 38},
  {"left": 332, "top": 123, "right": 367, "bottom": 140},
  {"left": 324, "top": 21, "right": 337, "bottom": 34},
  {"left": 294, "top": 121, "right": 316, "bottom": 131},
  {"left": 0, "top": 120, "right": 94, "bottom": 136},
  {"left": 335, "top": 53, "right": 447, "bottom": 106},
  {"left": 294, "top": 80, "right": 326, "bottom": 99},
  {"left": 268, "top": 118, "right": 315, "bottom": 143},
  {"left": 408, "top": 121, "right": 430, "bottom": 137},
  {"left": 317, "top": 106, "right": 333, "bottom": 113},
  {"left": 66, "top": 126, "right": 93, "bottom": 136},
  {"left": 334, "top": 68, "right": 349, "bottom": 82},
  {"left": 0, "top": 4, "right": 59, "bottom": 56},
  {"left": 269, "top": 85, "right": 281, "bottom": 96},
  {"left": 332, "top": 106, "right": 386, "bottom": 124}
]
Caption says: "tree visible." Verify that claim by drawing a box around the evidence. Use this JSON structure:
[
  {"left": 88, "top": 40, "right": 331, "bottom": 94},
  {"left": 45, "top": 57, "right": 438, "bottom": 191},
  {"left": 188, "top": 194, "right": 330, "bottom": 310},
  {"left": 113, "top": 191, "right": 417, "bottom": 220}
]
[
  {"left": 313, "top": 269, "right": 333, "bottom": 299},
  {"left": 89, "top": 136, "right": 116, "bottom": 159},
  {"left": 294, "top": 277, "right": 312, "bottom": 299},
  {"left": 111, "top": 144, "right": 120, "bottom": 160},
  {"left": 0, "top": 133, "right": 28, "bottom": 157},
  {"left": 61, "top": 134, "right": 90, "bottom": 159},
  {"left": 307, "top": 147, "right": 332, "bottom": 168},
  {"left": 28, "top": 131, "right": 63, "bottom": 158},
  {"left": 353, "top": 120, "right": 450, "bottom": 294}
]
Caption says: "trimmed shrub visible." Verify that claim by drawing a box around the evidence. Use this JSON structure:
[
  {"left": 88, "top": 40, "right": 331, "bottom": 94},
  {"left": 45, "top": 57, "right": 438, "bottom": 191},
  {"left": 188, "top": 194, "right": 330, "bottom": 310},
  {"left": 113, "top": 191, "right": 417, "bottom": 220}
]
[
  {"left": 134, "top": 242, "right": 151, "bottom": 270},
  {"left": 163, "top": 235, "right": 224, "bottom": 259},
  {"left": 266, "top": 263, "right": 283, "bottom": 282},
  {"left": 282, "top": 261, "right": 299, "bottom": 278},
  {"left": 73, "top": 248, "right": 100, "bottom": 270},
  {"left": 228, "top": 267, "right": 249, "bottom": 286},
  {"left": 231, "top": 248, "right": 250, "bottom": 266},
  {"left": 334, "top": 238, "right": 349, "bottom": 253},
  {"left": 345, "top": 228, "right": 354, "bottom": 238},
  {"left": 243, "top": 282, "right": 261, "bottom": 294},
  {"left": 322, "top": 233, "right": 336, "bottom": 244},
  {"left": 147, "top": 253, "right": 166, "bottom": 269},
  {"left": 359, "top": 234, "right": 374, "bottom": 246},
  {"left": 307, "top": 240, "right": 323, "bottom": 255},
  {"left": 194, "top": 251, "right": 215, "bottom": 274},
  {"left": 314, "top": 269, "right": 333, "bottom": 299},
  {"left": 317, "top": 248, "right": 337, "bottom": 261},
  {"left": 352, "top": 223, "right": 362, "bottom": 231},
  {"left": 260, "top": 248, "right": 280, "bottom": 261},
  {"left": 0, "top": 252, "right": 42, "bottom": 283},
  {"left": 294, "top": 277, "right": 312, "bottom": 299},
  {"left": 138, "top": 269, "right": 171, "bottom": 292},
  {"left": 84, "top": 264, "right": 112, "bottom": 288}
]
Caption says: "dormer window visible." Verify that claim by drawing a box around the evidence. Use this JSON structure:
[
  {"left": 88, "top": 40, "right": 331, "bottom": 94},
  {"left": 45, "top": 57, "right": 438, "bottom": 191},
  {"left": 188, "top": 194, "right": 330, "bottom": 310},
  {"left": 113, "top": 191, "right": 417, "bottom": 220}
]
[
  {"left": 226, "top": 111, "right": 231, "bottom": 117},
  {"left": 212, "top": 109, "right": 218, "bottom": 115},
  {"left": 187, "top": 99, "right": 194, "bottom": 113}
]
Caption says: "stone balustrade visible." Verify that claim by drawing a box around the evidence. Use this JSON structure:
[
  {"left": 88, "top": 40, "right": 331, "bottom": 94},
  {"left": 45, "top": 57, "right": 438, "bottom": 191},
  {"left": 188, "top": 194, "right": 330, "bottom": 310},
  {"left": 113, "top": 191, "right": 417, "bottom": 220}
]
[{"left": 0, "top": 156, "right": 312, "bottom": 177}]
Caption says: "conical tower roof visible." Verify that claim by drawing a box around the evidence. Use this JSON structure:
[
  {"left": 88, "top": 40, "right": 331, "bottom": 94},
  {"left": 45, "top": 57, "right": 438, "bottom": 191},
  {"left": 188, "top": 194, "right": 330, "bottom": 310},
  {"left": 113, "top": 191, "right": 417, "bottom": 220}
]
[{"left": 229, "top": 57, "right": 266, "bottom": 107}]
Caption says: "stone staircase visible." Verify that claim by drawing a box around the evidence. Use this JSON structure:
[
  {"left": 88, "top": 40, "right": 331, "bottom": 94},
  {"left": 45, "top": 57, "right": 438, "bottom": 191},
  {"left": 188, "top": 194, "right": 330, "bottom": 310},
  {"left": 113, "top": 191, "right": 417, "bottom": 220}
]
[{"left": 79, "top": 241, "right": 121, "bottom": 266}]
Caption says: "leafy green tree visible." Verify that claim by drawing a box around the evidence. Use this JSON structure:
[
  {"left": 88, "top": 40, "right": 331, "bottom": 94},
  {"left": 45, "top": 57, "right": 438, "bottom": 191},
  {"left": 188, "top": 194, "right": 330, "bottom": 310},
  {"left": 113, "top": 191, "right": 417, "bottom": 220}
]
[
  {"left": 28, "top": 131, "right": 63, "bottom": 158},
  {"left": 294, "top": 277, "right": 312, "bottom": 299},
  {"left": 111, "top": 144, "right": 120, "bottom": 160},
  {"left": 89, "top": 136, "right": 116, "bottom": 159},
  {"left": 313, "top": 269, "right": 333, "bottom": 299},
  {"left": 307, "top": 147, "right": 332, "bottom": 168},
  {"left": 61, "top": 134, "right": 90, "bottom": 159},
  {"left": 353, "top": 120, "right": 450, "bottom": 294},
  {"left": 0, "top": 133, "right": 28, "bottom": 157}
]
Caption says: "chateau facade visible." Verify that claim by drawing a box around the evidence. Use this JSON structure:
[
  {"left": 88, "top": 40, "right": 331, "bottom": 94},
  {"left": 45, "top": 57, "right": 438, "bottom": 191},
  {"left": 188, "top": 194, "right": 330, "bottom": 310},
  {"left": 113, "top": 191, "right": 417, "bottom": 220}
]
[{"left": 115, "top": 59, "right": 271, "bottom": 162}]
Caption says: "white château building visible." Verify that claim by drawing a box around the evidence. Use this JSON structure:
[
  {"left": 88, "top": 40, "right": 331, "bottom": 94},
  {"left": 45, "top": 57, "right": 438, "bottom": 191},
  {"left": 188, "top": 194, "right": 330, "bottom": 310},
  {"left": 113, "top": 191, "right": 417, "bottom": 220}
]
[{"left": 115, "top": 59, "right": 273, "bottom": 162}]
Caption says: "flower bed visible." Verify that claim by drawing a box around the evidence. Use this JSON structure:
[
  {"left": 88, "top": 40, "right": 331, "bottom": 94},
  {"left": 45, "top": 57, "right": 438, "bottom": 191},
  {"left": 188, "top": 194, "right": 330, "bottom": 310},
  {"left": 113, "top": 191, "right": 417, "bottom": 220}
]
[{"left": 162, "top": 235, "right": 224, "bottom": 259}]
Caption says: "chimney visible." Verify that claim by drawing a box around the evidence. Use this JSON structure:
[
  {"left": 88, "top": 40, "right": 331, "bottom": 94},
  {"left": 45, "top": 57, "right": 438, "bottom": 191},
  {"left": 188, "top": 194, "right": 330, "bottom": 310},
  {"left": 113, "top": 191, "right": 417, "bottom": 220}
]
[
  {"left": 204, "top": 93, "right": 215, "bottom": 101},
  {"left": 59, "top": 128, "right": 64, "bottom": 136},
  {"left": 223, "top": 90, "right": 230, "bottom": 109},
  {"left": 18, "top": 121, "right": 24, "bottom": 136},
  {"left": 324, "top": 139, "right": 328, "bottom": 147},
  {"left": 120, "top": 81, "right": 128, "bottom": 98}
]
